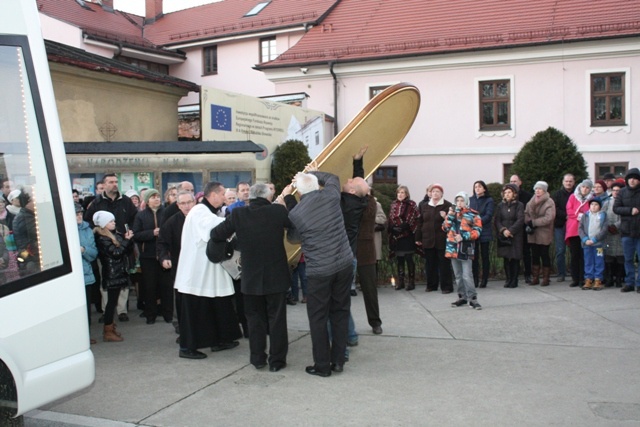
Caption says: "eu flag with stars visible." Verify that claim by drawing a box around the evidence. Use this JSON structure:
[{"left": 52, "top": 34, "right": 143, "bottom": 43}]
[{"left": 211, "top": 104, "right": 232, "bottom": 131}]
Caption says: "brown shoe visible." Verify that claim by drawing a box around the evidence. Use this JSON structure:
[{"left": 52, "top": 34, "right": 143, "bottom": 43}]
[
  {"left": 103, "top": 324, "right": 124, "bottom": 342},
  {"left": 530, "top": 265, "right": 540, "bottom": 285},
  {"left": 582, "top": 279, "right": 594, "bottom": 290},
  {"left": 541, "top": 267, "right": 551, "bottom": 286},
  {"left": 592, "top": 279, "right": 604, "bottom": 291},
  {"left": 112, "top": 322, "right": 122, "bottom": 337}
]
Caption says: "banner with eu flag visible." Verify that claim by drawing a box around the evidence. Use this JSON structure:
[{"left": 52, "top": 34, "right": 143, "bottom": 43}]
[{"left": 211, "top": 104, "right": 232, "bottom": 131}]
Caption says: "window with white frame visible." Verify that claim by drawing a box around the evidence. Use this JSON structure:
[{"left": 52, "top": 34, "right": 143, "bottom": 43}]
[
  {"left": 586, "top": 68, "right": 630, "bottom": 134},
  {"left": 479, "top": 79, "right": 510, "bottom": 130},
  {"left": 203, "top": 45, "right": 217, "bottom": 75},
  {"left": 596, "top": 162, "right": 628, "bottom": 179},
  {"left": 591, "top": 72, "right": 625, "bottom": 126},
  {"left": 373, "top": 166, "right": 397, "bottom": 184},
  {"left": 369, "top": 85, "right": 389, "bottom": 99},
  {"left": 260, "top": 37, "right": 277, "bottom": 63}
]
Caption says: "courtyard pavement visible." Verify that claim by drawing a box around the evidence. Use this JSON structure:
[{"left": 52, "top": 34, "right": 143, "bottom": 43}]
[{"left": 25, "top": 278, "right": 640, "bottom": 426}]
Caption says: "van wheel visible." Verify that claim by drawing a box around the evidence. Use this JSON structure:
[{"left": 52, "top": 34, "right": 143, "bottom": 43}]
[{"left": 0, "top": 361, "right": 23, "bottom": 426}]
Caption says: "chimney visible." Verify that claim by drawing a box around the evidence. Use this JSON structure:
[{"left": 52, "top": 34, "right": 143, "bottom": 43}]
[
  {"left": 100, "top": 0, "right": 114, "bottom": 12},
  {"left": 145, "top": 0, "right": 163, "bottom": 24}
]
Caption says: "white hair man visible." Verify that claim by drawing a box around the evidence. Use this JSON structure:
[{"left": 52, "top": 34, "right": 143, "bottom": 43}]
[{"left": 282, "top": 165, "right": 353, "bottom": 377}]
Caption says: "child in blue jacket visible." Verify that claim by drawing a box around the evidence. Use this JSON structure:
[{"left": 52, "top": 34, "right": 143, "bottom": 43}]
[{"left": 579, "top": 198, "right": 607, "bottom": 290}]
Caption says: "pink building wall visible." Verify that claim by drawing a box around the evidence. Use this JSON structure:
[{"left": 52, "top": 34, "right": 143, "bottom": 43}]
[
  {"left": 268, "top": 41, "right": 640, "bottom": 198},
  {"left": 170, "top": 32, "right": 305, "bottom": 106}
]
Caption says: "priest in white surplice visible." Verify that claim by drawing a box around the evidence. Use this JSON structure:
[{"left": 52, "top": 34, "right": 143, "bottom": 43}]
[{"left": 174, "top": 181, "right": 241, "bottom": 359}]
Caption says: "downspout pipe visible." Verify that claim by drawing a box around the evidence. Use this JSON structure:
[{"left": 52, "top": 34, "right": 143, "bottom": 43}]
[{"left": 329, "top": 61, "right": 338, "bottom": 135}]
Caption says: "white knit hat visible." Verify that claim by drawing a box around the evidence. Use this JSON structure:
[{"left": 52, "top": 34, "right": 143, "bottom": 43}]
[
  {"left": 93, "top": 210, "right": 115, "bottom": 228},
  {"left": 454, "top": 191, "right": 469, "bottom": 206},
  {"left": 7, "top": 189, "right": 21, "bottom": 203}
]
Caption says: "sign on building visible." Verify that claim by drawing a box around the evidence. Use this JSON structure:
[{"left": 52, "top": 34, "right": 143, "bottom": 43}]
[{"left": 201, "top": 87, "right": 327, "bottom": 183}]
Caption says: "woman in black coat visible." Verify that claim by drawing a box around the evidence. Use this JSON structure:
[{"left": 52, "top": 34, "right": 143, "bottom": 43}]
[
  {"left": 133, "top": 189, "right": 171, "bottom": 324},
  {"left": 494, "top": 183, "right": 524, "bottom": 288},
  {"left": 387, "top": 185, "right": 420, "bottom": 290},
  {"left": 470, "top": 180, "right": 495, "bottom": 288}
]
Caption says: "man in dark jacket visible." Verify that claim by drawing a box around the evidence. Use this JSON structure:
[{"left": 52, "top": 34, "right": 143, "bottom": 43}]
[
  {"left": 283, "top": 166, "right": 353, "bottom": 377},
  {"left": 348, "top": 147, "right": 383, "bottom": 334},
  {"left": 84, "top": 174, "right": 137, "bottom": 233},
  {"left": 340, "top": 148, "right": 369, "bottom": 350},
  {"left": 613, "top": 167, "right": 640, "bottom": 292},
  {"left": 552, "top": 173, "right": 575, "bottom": 282},
  {"left": 211, "top": 183, "right": 293, "bottom": 372},
  {"left": 84, "top": 173, "right": 138, "bottom": 321}
]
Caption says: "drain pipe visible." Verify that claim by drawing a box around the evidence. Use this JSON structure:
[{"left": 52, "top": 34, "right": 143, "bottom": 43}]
[{"left": 329, "top": 61, "right": 338, "bottom": 135}]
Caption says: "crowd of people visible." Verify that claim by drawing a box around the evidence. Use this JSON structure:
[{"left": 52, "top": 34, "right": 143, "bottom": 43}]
[
  {"left": 386, "top": 168, "right": 640, "bottom": 311},
  {"left": 62, "top": 146, "right": 395, "bottom": 377},
  {"left": 19, "top": 162, "right": 634, "bottom": 377},
  {"left": 0, "top": 179, "right": 40, "bottom": 282}
]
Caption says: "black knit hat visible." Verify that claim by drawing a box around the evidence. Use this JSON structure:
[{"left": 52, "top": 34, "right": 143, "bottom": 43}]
[{"left": 502, "top": 183, "right": 519, "bottom": 195}]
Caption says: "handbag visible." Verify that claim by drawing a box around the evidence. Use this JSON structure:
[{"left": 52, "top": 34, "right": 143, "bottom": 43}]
[
  {"left": 457, "top": 240, "right": 475, "bottom": 260},
  {"left": 220, "top": 249, "right": 241, "bottom": 280},
  {"left": 206, "top": 235, "right": 242, "bottom": 280},
  {"left": 497, "top": 234, "right": 512, "bottom": 247}
]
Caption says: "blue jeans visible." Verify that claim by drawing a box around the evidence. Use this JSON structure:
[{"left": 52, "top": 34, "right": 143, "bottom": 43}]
[
  {"left": 622, "top": 237, "right": 640, "bottom": 288},
  {"left": 290, "top": 261, "right": 307, "bottom": 300},
  {"left": 451, "top": 258, "right": 476, "bottom": 300},
  {"left": 583, "top": 246, "right": 604, "bottom": 280},
  {"left": 554, "top": 227, "right": 567, "bottom": 277},
  {"left": 351, "top": 257, "right": 357, "bottom": 291},
  {"left": 327, "top": 313, "right": 357, "bottom": 359}
]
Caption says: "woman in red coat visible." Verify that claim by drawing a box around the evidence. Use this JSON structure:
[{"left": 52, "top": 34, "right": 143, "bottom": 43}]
[{"left": 565, "top": 179, "right": 593, "bottom": 287}]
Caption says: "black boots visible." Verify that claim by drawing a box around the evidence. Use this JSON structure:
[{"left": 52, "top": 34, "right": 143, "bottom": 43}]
[
  {"left": 614, "top": 261, "right": 625, "bottom": 288},
  {"left": 406, "top": 256, "right": 416, "bottom": 290},
  {"left": 406, "top": 274, "right": 415, "bottom": 291},
  {"left": 396, "top": 261, "right": 405, "bottom": 290},
  {"left": 503, "top": 260, "right": 511, "bottom": 287},
  {"left": 504, "top": 259, "right": 519, "bottom": 288}
]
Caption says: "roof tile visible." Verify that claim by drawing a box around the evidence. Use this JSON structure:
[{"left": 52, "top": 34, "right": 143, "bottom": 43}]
[
  {"left": 142, "top": 0, "right": 341, "bottom": 46},
  {"left": 260, "top": 0, "right": 640, "bottom": 67}
]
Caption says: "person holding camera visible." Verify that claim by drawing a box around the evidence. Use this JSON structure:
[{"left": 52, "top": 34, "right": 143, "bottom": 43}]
[{"left": 524, "top": 181, "right": 556, "bottom": 286}]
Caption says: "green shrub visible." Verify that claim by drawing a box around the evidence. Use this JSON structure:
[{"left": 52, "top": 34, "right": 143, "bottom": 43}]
[
  {"left": 270, "top": 139, "right": 311, "bottom": 193},
  {"left": 511, "top": 127, "right": 587, "bottom": 193}
]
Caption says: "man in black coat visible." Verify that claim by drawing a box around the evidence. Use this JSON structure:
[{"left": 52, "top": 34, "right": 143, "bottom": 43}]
[
  {"left": 613, "top": 167, "right": 640, "bottom": 292},
  {"left": 552, "top": 173, "right": 575, "bottom": 282},
  {"left": 210, "top": 183, "right": 293, "bottom": 372}
]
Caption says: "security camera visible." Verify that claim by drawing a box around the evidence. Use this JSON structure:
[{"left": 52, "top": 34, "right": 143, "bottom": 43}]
[{"left": 300, "top": 67, "right": 308, "bottom": 74}]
